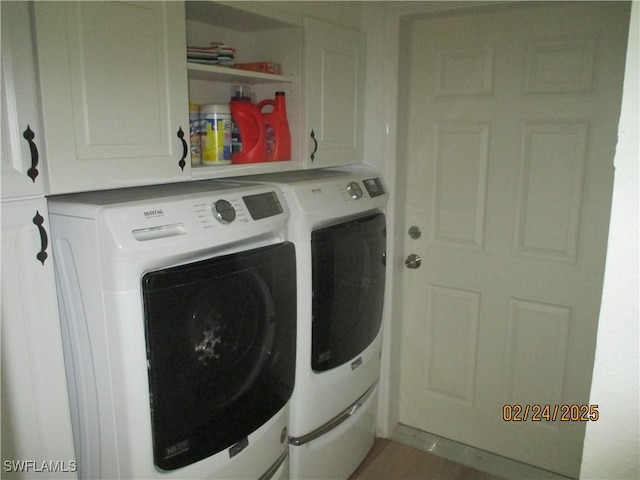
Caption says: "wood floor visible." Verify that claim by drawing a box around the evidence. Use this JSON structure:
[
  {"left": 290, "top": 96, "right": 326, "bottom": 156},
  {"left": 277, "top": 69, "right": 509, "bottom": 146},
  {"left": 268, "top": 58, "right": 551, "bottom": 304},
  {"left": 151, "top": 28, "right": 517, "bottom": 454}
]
[{"left": 349, "top": 438, "right": 504, "bottom": 480}]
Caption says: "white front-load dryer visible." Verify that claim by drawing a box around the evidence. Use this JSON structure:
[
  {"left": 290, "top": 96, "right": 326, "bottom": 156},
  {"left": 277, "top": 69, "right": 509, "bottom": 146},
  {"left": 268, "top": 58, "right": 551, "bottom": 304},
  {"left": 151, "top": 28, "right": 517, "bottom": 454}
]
[
  {"left": 235, "top": 169, "right": 388, "bottom": 479},
  {"left": 49, "top": 180, "right": 296, "bottom": 479}
]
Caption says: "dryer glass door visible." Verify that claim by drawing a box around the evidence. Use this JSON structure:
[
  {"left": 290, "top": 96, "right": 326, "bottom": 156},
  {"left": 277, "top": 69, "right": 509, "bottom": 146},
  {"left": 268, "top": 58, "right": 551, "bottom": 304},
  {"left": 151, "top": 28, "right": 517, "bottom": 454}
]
[
  {"left": 142, "top": 242, "right": 296, "bottom": 471},
  {"left": 311, "top": 213, "right": 386, "bottom": 372}
]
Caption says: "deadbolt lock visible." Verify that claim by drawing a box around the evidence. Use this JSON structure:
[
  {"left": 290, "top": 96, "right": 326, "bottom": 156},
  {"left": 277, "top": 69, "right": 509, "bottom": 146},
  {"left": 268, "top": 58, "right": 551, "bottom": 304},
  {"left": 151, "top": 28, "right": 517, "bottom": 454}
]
[{"left": 408, "top": 225, "right": 422, "bottom": 239}]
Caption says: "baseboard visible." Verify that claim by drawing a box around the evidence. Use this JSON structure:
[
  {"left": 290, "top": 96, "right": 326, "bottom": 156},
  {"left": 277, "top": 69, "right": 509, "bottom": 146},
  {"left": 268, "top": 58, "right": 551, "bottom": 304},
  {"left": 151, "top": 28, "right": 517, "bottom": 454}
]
[{"left": 391, "top": 424, "right": 573, "bottom": 480}]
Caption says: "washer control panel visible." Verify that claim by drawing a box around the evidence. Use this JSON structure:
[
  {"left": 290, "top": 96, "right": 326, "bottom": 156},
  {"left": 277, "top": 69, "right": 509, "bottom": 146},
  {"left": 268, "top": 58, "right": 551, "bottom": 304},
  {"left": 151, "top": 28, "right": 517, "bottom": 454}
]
[
  {"left": 51, "top": 181, "right": 289, "bottom": 249},
  {"left": 242, "top": 191, "right": 284, "bottom": 220},
  {"left": 212, "top": 199, "right": 236, "bottom": 224},
  {"left": 198, "top": 191, "right": 284, "bottom": 228}
]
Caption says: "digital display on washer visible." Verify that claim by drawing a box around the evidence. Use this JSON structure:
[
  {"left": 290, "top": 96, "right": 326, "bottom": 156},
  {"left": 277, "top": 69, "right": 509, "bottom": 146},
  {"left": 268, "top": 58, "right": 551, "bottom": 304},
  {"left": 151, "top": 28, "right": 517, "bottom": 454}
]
[
  {"left": 363, "top": 178, "right": 386, "bottom": 197},
  {"left": 242, "top": 191, "right": 284, "bottom": 220}
]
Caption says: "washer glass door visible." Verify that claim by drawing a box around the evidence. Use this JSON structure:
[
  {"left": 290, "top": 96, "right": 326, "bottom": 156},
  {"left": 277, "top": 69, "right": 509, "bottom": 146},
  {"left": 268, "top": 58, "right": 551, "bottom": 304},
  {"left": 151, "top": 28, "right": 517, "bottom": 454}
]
[{"left": 142, "top": 242, "right": 296, "bottom": 471}]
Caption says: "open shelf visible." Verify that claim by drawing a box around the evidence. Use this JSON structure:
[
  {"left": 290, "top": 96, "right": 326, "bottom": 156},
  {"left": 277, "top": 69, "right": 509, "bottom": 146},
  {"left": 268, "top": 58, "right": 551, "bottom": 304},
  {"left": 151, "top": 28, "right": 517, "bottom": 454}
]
[
  {"left": 190, "top": 159, "right": 302, "bottom": 180},
  {"left": 185, "top": 2, "right": 305, "bottom": 180},
  {"left": 187, "top": 62, "right": 296, "bottom": 84}
]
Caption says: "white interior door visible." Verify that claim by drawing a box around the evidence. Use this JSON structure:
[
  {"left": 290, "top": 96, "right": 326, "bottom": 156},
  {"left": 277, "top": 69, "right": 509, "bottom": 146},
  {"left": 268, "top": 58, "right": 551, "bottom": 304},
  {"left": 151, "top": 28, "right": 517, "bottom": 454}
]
[{"left": 398, "top": 3, "right": 630, "bottom": 477}]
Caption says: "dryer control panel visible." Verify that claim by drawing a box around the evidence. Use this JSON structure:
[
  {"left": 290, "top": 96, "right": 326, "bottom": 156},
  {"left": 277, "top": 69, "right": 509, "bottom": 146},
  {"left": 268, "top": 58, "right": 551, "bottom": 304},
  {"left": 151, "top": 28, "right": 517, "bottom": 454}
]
[
  {"left": 335, "top": 177, "right": 386, "bottom": 204},
  {"left": 344, "top": 177, "right": 386, "bottom": 200},
  {"left": 362, "top": 177, "right": 386, "bottom": 198},
  {"left": 288, "top": 175, "right": 388, "bottom": 215}
]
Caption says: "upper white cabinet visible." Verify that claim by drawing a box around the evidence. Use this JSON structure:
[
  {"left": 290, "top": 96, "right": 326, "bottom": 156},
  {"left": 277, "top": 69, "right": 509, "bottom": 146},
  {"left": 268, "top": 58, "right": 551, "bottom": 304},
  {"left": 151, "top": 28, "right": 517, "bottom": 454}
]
[
  {"left": 303, "top": 17, "right": 366, "bottom": 168},
  {"left": 34, "top": 1, "right": 191, "bottom": 195},
  {"left": 25, "top": 1, "right": 366, "bottom": 192},
  {"left": 1, "top": 1, "right": 46, "bottom": 199}
]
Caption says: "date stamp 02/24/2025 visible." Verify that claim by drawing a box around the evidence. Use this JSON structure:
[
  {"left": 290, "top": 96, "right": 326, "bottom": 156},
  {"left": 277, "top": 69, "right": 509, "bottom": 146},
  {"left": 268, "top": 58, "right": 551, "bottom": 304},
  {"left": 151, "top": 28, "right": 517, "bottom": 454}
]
[{"left": 503, "top": 404, "right": 600, "bottom": 422}]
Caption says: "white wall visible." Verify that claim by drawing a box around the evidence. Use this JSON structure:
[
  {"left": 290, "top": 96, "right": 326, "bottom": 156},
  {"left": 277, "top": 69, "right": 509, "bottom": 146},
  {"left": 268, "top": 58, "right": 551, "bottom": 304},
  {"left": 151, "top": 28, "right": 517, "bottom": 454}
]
[
  {"left": 270, "top": 1, "right": 362, "bottom": 29},
  {"left": 579, "top": 2, "right": 640, "bottom": 479}
]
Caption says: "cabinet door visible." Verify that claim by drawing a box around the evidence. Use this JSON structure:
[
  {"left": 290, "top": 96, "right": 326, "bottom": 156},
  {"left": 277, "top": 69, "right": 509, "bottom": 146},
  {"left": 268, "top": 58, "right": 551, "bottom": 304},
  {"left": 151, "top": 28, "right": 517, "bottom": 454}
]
[
  {"left": 34, "top": 1, "right": 190, "bottom": 194},
  {"left": 1, "top": 198, "right": 77, "bottom": 477},
  {"left": 1, "top": 2, "right": 46, "bottom": 199},
  {"left": 303, "top": 18, "right": 365, "bottom": 168}
]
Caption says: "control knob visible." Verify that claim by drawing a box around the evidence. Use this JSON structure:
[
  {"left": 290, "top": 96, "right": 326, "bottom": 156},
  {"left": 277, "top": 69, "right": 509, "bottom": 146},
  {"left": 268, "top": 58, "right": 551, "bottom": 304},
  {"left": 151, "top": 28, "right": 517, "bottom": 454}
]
[
  {"left": 347, "top": 181, "right": 363, "bottom": 200},
  {"left": 213, "top": 199, "right": 236, "bottom": 224}
]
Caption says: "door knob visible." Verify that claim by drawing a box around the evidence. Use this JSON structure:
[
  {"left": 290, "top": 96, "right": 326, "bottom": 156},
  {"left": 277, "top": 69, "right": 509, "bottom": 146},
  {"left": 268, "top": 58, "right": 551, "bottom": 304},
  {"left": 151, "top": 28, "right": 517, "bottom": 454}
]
[{"left": 405, "top": 254, "right": 422, "bottom": 269}]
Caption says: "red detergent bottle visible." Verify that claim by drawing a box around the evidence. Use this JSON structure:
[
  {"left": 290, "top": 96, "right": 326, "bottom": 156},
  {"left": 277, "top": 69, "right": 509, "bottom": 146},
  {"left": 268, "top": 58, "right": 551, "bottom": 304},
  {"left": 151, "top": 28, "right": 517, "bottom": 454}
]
[
  {"left": 258, "top": 92, "right": 291, "bottom": 161},
  {"left": 229, "top": 95, "right": 267, "bottom": 163}
]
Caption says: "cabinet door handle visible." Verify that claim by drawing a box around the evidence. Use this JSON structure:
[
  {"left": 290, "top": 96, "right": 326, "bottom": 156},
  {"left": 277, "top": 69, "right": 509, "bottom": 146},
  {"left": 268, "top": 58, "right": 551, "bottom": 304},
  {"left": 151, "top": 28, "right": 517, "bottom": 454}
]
[
  {"left": 32, "top": 211, "right": 48, "bottom": 265},
  {"left": 177, "top": 127, "right": 187, "bottom": 171},
  {"left": 310, "top": 129, "right": 318, "bottom": 162},
  {"left": 23, "top": 125, "right": 39, "bottom": 183}
]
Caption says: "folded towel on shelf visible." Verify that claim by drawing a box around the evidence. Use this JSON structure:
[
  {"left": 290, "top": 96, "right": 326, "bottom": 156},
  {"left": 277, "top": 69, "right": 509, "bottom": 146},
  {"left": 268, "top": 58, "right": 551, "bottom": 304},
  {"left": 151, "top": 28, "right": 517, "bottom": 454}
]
[{"left": 187, "top": 44, "right": 235, "bottom": 67}]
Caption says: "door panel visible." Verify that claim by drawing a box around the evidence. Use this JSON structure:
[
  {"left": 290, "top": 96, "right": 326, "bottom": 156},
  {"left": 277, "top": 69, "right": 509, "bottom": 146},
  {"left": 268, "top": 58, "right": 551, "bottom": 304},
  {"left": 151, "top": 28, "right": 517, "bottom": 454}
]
[
  {"left": 516, "top": 122, "right": 587, "bottom": 261},
  {"left": 398, "top": 3, "right": 630, "bottom": 477}
]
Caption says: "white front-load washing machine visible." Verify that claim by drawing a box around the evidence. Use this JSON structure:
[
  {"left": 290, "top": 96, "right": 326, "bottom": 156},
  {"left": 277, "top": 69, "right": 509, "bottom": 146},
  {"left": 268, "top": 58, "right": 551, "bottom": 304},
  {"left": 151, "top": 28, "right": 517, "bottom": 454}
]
[
  {"left": 48, "top": 180, "right": 297, "bottom": 479},
  {"left": 235, "top": 170, "right": 388, "bottom": 479}
]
